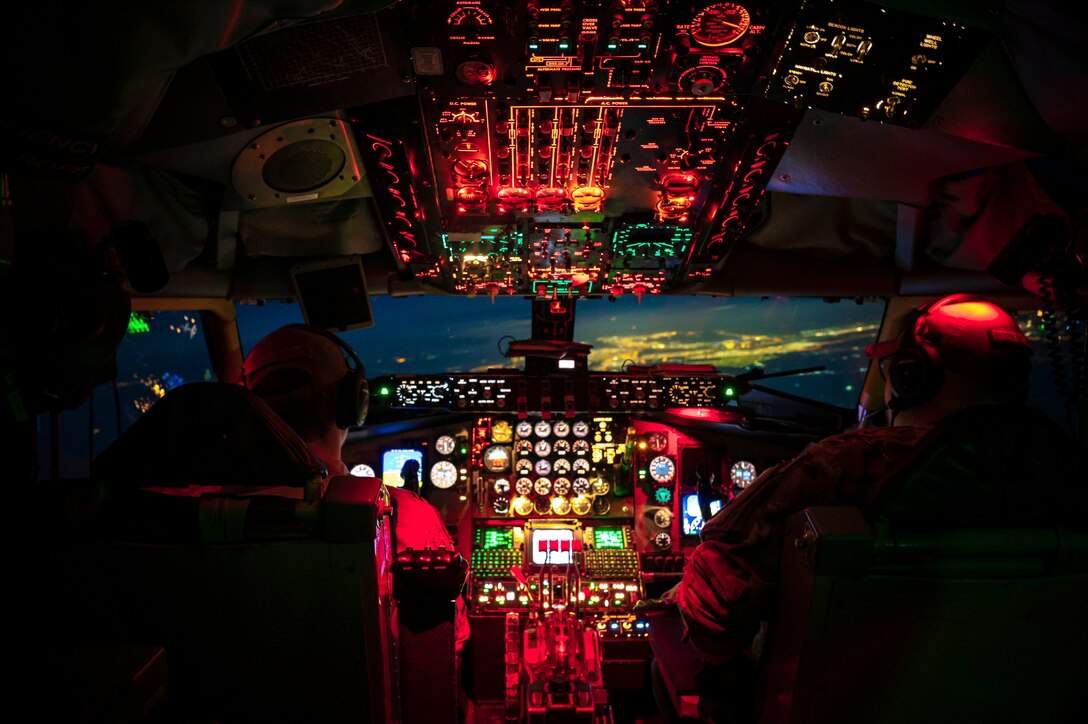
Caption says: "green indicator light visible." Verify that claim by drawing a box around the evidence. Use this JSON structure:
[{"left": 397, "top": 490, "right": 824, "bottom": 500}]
[
  {"left": 379, "top": 386, "right": 391, "bottom": 397},
  {"left": 459, "top": 446, "right": 468, "bottom": 455},
  {"left": 638, "top": 469, "right": 647, "bottom": 478},
  {"left": 127, "top": 313, "right": 150, "bottom": 335},
  {"left": 724, "top": 387, "right": 735, "bottom": 397}
]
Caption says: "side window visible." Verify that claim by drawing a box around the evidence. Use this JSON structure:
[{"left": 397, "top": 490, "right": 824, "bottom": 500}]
[{"left": 36, "top": 311, "right": 215, "bottom": 479}]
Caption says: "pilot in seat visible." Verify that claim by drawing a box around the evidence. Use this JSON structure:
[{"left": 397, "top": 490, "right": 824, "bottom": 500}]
[
  {"left": 242, "top": 323, "right": 470, "bottom": 654},
  {"left": 651, "top": 293, "right": 1081, "bottom": 722}
]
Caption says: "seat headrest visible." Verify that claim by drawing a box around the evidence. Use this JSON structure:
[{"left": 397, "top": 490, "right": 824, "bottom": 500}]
[{"left": 92, "top": 382, "right": 327, "bottom": 488}]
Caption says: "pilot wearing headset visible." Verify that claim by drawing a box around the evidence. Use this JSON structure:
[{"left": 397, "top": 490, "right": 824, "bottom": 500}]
[
  {"left": 243, "top": 324, "right": 470, "bottom": 654},
  {"left": 653, "top": 294, "right": 1043, "bottom": 721}
]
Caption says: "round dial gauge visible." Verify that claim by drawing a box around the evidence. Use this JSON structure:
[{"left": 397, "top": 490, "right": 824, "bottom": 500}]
[
  {"left": 516, "top": 421, "right": 534, "bottom": 438},
  {"left": 534, "top": 420, "right": 552, "bottom": 437},
  {"left": 515, "top": 440, "right": 533, "bottom": 456},
  {"left": 350, "top": 463, "right": 376, "bottom": 477},
  {"left": 491, "top": 420, "right": 513, "bottom": 443},
  {"left": 690, "top": 3, "right": 751, "bottom": 48},
  {"left": 654, "top": 509, "right": 674, "bottom": 528},
  {"left": 429, "top": 461, "right": 459, "bottom": 489},
  {"left": 572, "top": 420, "right": 590, "bottom": 438},
  {"left": 731, "top": 461, "right": 757, "bottom": 488},
  {"left": 572, "top": 495, "right": 593, "bottom": 516},
  {"left": 551, "top": 496, "right": 572, "bottom": 515},
  {"left": 572, "top": 477, "right": 591, "bottom": 495},
  {"left": 572, "top": 458, "right": 591, "bottom": 475},
  {"left": 572, "top": 440, "right": 590, "bottom": 456},
  {"left": 654, "top": 531, "right": 673, "bottom": 549},
  {"left": 649, "top": 456, "right": 676, "bottom": 483},
  {"left": 553, "top": 421, "right": 570, "bottom": 438},
  {"left": 434, "top": 435, "right": 456, "bottom": 456},
  {"left": 483, "top": 445, "right": 511, "bottom": 473},
  {"left": 534, "top": 459, "right": 552, "bottom": 476},
  {"left": 515, "top": 477, "right": 535, "bottom": 495},
  {"left": 591, "top": 478, "right": 610, "bottom": 496},
  {"left": 553, "top": 439, "right": 571, "bottom": 455},
  {"left": 534, "top": 440, "right": 552, "bottom": 457},
  {"left": 553, "top": 477, "right": 571, "bottom": 495},
  {"left": 592, "top": 496, "right": 611, "bottom": 515},
  {"left": 647, "top": 432, "right": 668, "bottom": 452},
  {"left": 515, "top": 459, "right": 533, "bottom": 476},
  {"left": 493, "top": 478, "right": 511, "bottom": 495},
  {"left": 534, "top": 477, "right": 552, "bottom": 496},
  {"left": 534, "top": 496, "right": 551, "bottom": 515},
  {"left": 654, "top": 486, "right": 674, "bottom": 505},
  {"left": 552, "top": 458, "right": 571, "bottom": 476},
  {"left": 492, "top": 497, "right": 510, "bottom": 515},
  {"left": 513, "top": 496, "right": 534, "bottom": 516}
]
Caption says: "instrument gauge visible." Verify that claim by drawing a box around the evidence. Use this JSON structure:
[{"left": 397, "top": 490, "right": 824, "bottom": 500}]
[
  {"left": 534, "top": 459, "right": 552, "bottom": 476},
  {"left": 492, "top": 497, "right": 510, "bottom": 515},
  {"left": 491, "top": 420, "right": 513, "bottom": 443},
  {"left": 534, "top": 496, "right": 551, "bottom": 515},
  {"left": 649, "top": 456, "right": 676, "bottom": 483},
  {"left": 516, "top": 421, "right": 534, "bottom": 438},
  {"left": 690, "top": 3, "right": 751, "bottom": 48},
  {"left": 512, "top": 496, "right": 534, "bottom": 516},
  {"left": 534, "top": 477, "right": 552, "bottom": 496},
  {"left": 553, "top": 421, "right": 570, "bottom": 438},
  {"left": 731, "top": 460, "right": 757, "bottom": 488},
  {"left": 553, "top": 477, "right": 571, "bottom": 495},
  {"left": 493, "top": 478, "right": 511, "bottom": 495},
  {"left": 572, "top": 477, "right": 591, "bottom": 495},
  {"left": 654, "top": 486, "right": 673, "bottom": 505},
  {"left": 572, "top": 421, "right": 590, "bottom": 438},
  {"left": 515, "top": 459, "right": 534, "bottom": 476},
  {"left": 515, "top": 440, "right": 533, "bottom": 456},
  {"left": 429, "top": 461, "right": 459, "bottom": 489},
  {"left": 515, "top": 477, "right": 535, "bottom": 496},
  {"left": 534, "top": 420, "right": 552, "bottom": 438},
  {"left": 571, "top": 495, "right": 593, "bottom": 516},
  {"left": 534, "top": 440, "right": 552, "bottom": 457},
  {"left": 572, "top": 458, "right": 591, "bottom": 475},
  {"left": 551, "top": 496, "right": 572, "bottom": 515},
  {"left": 349, "top": 463, "right": 376, "bottom": 477},
  {"left": 647, "top": 432, "right": 668, "bottom": 452},
  {"left": 553, "top": 439, "right": 571, "bottom": 455},
  {"left": 552, "top": 458, "right": 571, "bottom": 476},
  {"left": 434, "top": 435, "right": 456, "bottom": 456},
  {"left": 572, "top": 440, "right": 590, "bottom": 456},
  {"left": 592, "top": 497, "right": 611, "bottom": 515},
  {"left": 654, "top": 531, "right": 673, "bottom": 549},
  {"left": 483, "top": 445, "right": 511, "bottom": 473},
  {"left": 654, "top": 509, "right": 674, "bottom": 528},
  {"left": 591, "top": 478, "right": 610, "bottom": 496}
]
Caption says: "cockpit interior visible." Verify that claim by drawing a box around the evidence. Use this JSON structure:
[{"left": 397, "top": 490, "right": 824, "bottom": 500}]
[{"left": 3, "top": 1, "right": 1085, "bottom": 722}]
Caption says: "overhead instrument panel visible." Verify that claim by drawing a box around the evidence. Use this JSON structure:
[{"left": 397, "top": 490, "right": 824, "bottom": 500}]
[{"left": 345, "top": 0, "right": 988, "bottom": 298}]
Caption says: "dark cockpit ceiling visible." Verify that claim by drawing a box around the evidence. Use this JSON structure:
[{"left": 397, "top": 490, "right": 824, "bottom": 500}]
[{"left": 3, "top": 0, "right": 1084, "bottom": 304}]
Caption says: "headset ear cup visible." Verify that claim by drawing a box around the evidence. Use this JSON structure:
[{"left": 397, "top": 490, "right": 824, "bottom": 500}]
[
  {"left": 887, "top": 345, "right": 941, "bottom": 409},
  {"left": 337, "top": 369, "right": 368, "bottom": 429}
]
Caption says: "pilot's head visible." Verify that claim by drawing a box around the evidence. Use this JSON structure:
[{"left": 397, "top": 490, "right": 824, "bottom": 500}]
[
  {"left": 242, "top": 324, "right": 368, "bottom": 444},
  {"left": 866, "top": 294, "right": 1033, "bottom": 424}
]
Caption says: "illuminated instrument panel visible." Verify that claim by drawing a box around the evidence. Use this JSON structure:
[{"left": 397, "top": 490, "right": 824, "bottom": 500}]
[
  {"left": 352, "top": 0, "right": 985, "bottom": 299},
  {"left": 379, "top": 368, "right": 751, "bottom": 416}
]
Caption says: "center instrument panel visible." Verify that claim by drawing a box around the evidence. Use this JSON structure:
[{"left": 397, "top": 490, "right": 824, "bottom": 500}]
[{"left": 343, "top": 0, "right": 985, "bottom": 298}]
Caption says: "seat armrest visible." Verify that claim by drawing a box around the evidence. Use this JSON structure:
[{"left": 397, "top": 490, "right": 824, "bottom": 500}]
[{"left": 323, "top": 475, "right": 389, "bottom": 542}]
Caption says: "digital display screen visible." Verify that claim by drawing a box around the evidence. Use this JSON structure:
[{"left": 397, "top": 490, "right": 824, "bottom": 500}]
[
  {"left": 593, "top": 528, "right": 625, "bottom": 549},
  {"left": 531, "top": 528, "right": 575, "bottom": 566},
  {"left": 681, "top": 493, "right": 723, "bottom": 536},
  {"left": 481, "top": 528, "right": 513, "bottom": 550},
  {"left": 382, "top": 448, "right": 423, "bottom": 488}
]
